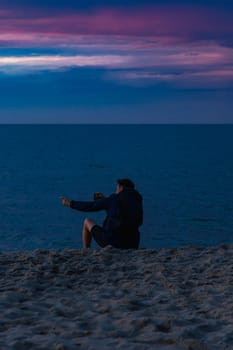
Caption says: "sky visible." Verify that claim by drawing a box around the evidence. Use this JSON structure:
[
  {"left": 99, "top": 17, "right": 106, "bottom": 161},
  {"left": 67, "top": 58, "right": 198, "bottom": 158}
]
[{"left": 0, "top": 0, "right": 232, "bottom": 123}]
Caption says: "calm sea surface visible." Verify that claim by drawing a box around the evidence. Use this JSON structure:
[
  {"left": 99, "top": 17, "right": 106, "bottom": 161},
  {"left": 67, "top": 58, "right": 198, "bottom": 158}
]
[{"left": 0, "top": 125, "right": 232, "bottom": 251}]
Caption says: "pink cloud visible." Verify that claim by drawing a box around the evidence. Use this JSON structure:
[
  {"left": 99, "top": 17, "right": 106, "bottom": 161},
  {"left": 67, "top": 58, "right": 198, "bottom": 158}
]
[
  {"left": 0, "top": 5, "right": 232, "bottom": 41},
  {"left": 0, "top": 4, "right": 232, "bottom": 88}
]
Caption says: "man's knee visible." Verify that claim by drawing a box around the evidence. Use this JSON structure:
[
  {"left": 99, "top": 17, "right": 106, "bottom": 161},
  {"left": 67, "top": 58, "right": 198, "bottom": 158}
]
[
  {"left": 84, "top": 217, "right": 90, "bottom": 226},
  {"left": 84, "top": 218, "right": 96, "bottom": 231}
]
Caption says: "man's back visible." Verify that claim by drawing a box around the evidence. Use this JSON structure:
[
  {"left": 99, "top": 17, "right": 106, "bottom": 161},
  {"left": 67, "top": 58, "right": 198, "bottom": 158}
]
[
  {"left": 105, "top": 188, "right": 143, "bottom": 249},
  {"left": 117, "top": 188, "right": 143, "bottom": 229}
]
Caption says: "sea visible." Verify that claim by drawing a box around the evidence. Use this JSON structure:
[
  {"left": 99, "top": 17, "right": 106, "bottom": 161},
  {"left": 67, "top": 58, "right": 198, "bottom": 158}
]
[{"left": 0, "top": 125, "right": 232, "bottom": 251}]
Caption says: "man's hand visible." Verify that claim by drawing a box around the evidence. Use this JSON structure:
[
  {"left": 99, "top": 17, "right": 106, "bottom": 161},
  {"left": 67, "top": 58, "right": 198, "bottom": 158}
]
[{"left": 61, "top": 196, "right": 71, "bottom": 207}]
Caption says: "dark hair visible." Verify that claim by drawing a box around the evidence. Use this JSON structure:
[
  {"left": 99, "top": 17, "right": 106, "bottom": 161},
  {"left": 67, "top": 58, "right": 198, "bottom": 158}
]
[{"left": 117, "top": 178, "right": 135, "bottom": 189}]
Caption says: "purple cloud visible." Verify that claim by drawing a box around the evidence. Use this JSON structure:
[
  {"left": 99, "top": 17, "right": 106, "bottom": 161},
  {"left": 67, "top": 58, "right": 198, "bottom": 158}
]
[
  {"left": 0, "top": 5, "right": 232, "bottom": 42},
  {"left": 0, "top": 4, "right": 232, "bottom": 88}
]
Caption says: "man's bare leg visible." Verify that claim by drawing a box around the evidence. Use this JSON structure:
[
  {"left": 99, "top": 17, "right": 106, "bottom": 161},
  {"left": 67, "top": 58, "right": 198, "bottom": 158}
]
[{"left": 82, "top": 218, "right": 97, "bottom": 248}]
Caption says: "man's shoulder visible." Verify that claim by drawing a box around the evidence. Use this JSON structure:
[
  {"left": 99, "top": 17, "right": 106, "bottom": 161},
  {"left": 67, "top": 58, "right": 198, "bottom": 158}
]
[{"left": 118, "top": 189, "right": 142, "bottom": 201}]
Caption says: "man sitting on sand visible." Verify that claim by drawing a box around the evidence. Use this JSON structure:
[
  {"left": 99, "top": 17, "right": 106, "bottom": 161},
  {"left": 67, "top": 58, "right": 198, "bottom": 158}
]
[{"left": 61, "top": 178, "right": 143, "bottom": 249}]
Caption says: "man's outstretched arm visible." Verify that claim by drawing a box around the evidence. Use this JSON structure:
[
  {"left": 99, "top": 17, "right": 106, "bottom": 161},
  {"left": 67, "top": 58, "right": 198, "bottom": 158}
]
[{"left": 61, "top": 196, "right": 110, "bottom": 212}]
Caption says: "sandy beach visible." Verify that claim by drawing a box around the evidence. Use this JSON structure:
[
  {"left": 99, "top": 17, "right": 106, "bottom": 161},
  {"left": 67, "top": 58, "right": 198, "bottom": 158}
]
[{"left": 0, "top": 245, "right": 232, "bottom": 350}]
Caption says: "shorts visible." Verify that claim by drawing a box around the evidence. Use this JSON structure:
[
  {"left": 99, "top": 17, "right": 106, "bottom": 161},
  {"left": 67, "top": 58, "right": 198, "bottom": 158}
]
[{"left": 91, "top": 225, "right": 110, "bottom": 248}]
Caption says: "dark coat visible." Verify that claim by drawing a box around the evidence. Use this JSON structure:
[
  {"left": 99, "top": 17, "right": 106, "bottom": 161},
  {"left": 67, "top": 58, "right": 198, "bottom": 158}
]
[{"left": 70, "top": 188, "right": 143, "bottom": 248}]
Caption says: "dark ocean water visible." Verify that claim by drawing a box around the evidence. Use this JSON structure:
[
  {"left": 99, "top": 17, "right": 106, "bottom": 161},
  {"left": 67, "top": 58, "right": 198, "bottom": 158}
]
[{"left": 0, "top": 125, "right": 232, "bottom": 251}]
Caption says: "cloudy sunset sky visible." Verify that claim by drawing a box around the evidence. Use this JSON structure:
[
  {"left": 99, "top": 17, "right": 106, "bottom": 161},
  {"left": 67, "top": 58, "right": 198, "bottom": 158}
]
[{"left": 0, "top": 0, "right": 232, "bottom": 123}]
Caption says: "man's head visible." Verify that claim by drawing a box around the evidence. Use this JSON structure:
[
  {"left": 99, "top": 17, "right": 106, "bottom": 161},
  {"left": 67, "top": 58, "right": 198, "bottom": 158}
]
[{"left": 116, "top": 178, "right": 135, "bottom": 194}]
